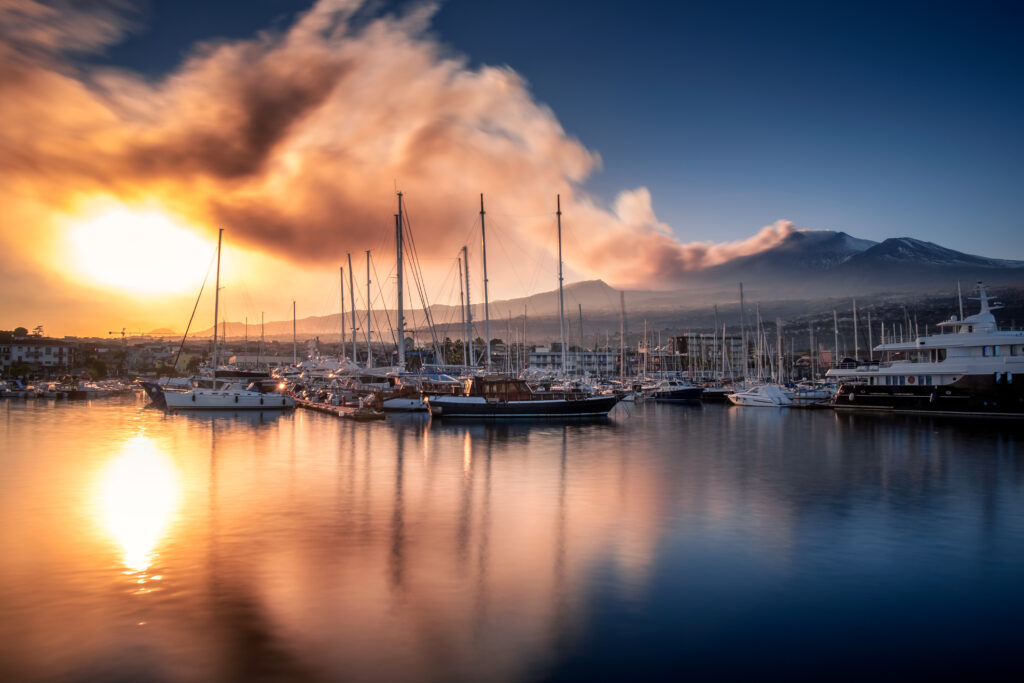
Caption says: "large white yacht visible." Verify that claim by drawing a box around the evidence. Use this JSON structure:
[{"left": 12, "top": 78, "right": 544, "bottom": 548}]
[{"left": 827, "top": 282, "right": 1024, "bottom": 417}]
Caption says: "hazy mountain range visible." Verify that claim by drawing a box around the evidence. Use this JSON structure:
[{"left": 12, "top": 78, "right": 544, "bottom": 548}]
[{"left": 182, "top": 231, "right": 1024, "bottom": 342}]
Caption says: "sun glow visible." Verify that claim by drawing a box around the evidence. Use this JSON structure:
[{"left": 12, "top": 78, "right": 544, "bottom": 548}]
[
  {"left": 67, "top": 207, "right": 213, "bottom": 294},
  {"left": 97, "top": 435, "right": 182, "bottom": 573}
]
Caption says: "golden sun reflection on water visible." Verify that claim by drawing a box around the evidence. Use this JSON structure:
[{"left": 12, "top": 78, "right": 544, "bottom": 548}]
[{"left": 96, "top": 435, "right": 182, "bottom": 575}]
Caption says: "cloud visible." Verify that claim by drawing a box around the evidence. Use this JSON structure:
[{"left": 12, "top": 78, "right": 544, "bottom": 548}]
[{"left": 0, "top": 0, "right": 802, "bottom": 331}]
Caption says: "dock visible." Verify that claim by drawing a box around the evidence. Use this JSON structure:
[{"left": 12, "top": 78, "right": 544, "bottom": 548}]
[{"left": 296, "top": 399, "right": 386, "bottom": 421}]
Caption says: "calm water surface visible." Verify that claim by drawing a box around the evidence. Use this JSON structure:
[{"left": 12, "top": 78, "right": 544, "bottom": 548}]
[{"left": 2, "top": 396, "right": 1023, "bottom": 681}]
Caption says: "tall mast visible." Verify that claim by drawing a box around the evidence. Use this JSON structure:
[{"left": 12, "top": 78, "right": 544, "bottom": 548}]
[
  {"left": 212, "top": 228, "right": 222, "bottom": 370},
  {"left": 739, "top": 283, "right": 746, "bottom": 379},
  {"left": 458, "top": 256, "right": 467, "bottom": 366},
  {"left": 957, "top": 281, "right": 964, "bottom": 321},
  {"left": 577, "top": 303, "right": 584, "bottom": 378},
  {"left": 809, "top": 323, "right": 815, "bottom": 381},
  {"left": 833, "top": 309, "right": 839, "bottom": 369},
  {"left": 347, "top": 253, "right": 356, "bottom": 365},
  {"left": 463, "top": 245, "right": 473, "bottom": 367},
  {"left": 523, "top": 304, "right": 528, "bottom": 374},
  {"left": 365, "top": 250, "right": 373, "bottom": 369},
  {"left": 557, "top": 195, "right": 567, "bottom": 382},
  {"left": 480, "top": 194, "right": 491, "bottom": 370},
  {"left": 619, "top": 291, "right": 626, "bottom": 380},
  {"left": 396, "top": 192, "right": 405, "bottom": 369},
  {"left": 713, "top": 304, "right": 720, "bottom": 380},
  {"left": 776, "top": 318, "right": 783, "bottom": 383},
  {"left": 340, "top": 267, "right": 346, "bottom": 361},
  {"left": 867, "top": 310, "right": 873, "bottom": 361},
  {"left": 853, "top": 298, "right": 858, "bottom": 361},
  {"left": 755, "top": 302, "right": 762, "bottom": 380},
  {"left": 292, "top": 301, "right": 297, "bottom": 364},
  {"left": 258, "top": 311, "right": 264, "bottom": 367}
]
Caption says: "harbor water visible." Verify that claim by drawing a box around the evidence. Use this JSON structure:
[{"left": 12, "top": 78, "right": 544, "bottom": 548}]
[{"left": 2, "top": 396, "right": 1023, "bottom": 681}]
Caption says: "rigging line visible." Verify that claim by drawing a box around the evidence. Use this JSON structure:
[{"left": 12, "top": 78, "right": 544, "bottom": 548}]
[
  {"left": 371, "top": 256, "right": 397, "bottom": 349},
  {"left": 169, "top": 245, "right": 218, "bottom": 381},
  {"left": 400, "top": 201, "right": 443, "bottom": 360}
]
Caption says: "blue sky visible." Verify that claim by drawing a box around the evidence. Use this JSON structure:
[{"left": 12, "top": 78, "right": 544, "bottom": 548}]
[{"left": 97, "top": 0, "right": 1024, "bottom": 258}]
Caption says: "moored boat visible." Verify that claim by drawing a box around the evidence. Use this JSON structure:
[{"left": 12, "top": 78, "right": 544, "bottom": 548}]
[
  {"left": 827, "top": 282, "right": 1024, "bottom": 418},
  {"left": 426, "top": 375, "right": 619, "bottom": 418},
  {"left": 727, "top": 384, "right": 793, "bottom": 407}
]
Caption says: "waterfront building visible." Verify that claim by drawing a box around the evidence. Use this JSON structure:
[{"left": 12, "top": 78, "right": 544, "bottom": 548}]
[
  {"left": 527, "top": 346, "right": 618, "bottom": 375},
  {"left": 673, "top": 333, "right": 746, "bottom": 378},
  {"left": 0, "top": 337, "right": 77, "bottom": 375}
]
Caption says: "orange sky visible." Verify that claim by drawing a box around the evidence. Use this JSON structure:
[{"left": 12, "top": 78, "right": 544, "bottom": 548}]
[{"left": 0, "top": 0, "right": 798, "bottom": 337}]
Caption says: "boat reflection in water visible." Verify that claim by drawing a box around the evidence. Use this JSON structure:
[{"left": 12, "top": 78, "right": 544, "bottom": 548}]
[
  {"left": 95, "top": 434, "right": 182, "bottom": 575},
  {"left": 2, "top": 397, "right": 1024, "bottom": 681}
]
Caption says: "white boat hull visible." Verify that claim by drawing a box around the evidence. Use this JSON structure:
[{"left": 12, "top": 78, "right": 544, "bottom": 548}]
[
  {"left": 381, "top": 396, "right": 429, "bottom": 412},
  {"left": 164, "top": 390, "right": 295, "bottom": 411}
]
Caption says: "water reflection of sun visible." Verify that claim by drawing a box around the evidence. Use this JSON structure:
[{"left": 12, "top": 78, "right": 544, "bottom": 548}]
[{"left": 97, "top": 435, "right": 182, "bottom": 575}]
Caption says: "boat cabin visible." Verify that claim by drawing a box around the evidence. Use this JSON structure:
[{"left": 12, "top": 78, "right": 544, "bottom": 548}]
[{"left": 464, "top": 376, "right": 538, "bottom": 401}]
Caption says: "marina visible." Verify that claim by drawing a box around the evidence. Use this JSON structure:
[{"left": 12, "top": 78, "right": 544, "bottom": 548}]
[{"left": 3, "top": 1, "right": 1024, "bottom": 680}]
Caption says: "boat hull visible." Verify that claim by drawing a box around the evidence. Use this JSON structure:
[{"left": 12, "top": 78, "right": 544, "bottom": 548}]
[
  {"left": 427, "top": 394, "right": 620, "bottom": 418},
  {"left": 164, "top": 390, "right": 295, "bottom": 411},
  {"left": 381, "top": 396, "right": 429, "bottom": 412},
  {"left": 835, "top": 375, "right": 1024, "bottom": 418},
  {"left": 651, "top": 387, "right": 703, "bottom": 403}
]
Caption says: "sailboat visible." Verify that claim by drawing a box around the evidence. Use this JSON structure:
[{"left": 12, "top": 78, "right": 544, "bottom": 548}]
[
  {"left": 426, "top": 195, "right": 620, "bottom": 418},
  {"left": 160, "top": 229, "right": 296, "bottom": 412}
]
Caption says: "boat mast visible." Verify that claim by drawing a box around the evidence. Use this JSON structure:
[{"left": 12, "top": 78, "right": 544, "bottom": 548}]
[
  {"left": 755, "top": 302, "right": 762, "bottom": 380},
  {"left": 340, "top": 266, "right": 346, "bottom": 361},
  {"left": 833, "top": 309, "right": 839, "bottom": 370},
  {"left": 292, "top": 301, "right": 297, "bottom": 364},
  {"left": 557, "top": 195, "right": 568, "bottom": 383},
  {"left": 739, "top": 283, "right": 747, "bottom": 379},
  {"left": 852, "top": 298, "right": 858, "bottom": 362},
  {"left": 463, "top": 245, "right": 473, "bottom": 367},
  {"left": 867, "top": 310, "right": 873, "bottom": 361},
  {"left": 619, "top": 291, "right": 626, "bottom": 381},
  {"left": 365, "top": 250, "right": 372, "bottom": 369},
  {"left": 776, "top": 318, "right": 783, "bottom": 383},
  {"left": 396, "top": 192, "right": 405, "bottom": 369},
  {"left": 347, "top": 253, "right": 356, "bottom": 366},
  {"left": 258, "top": 311, "right": 263, "bottom": 367},
  {"left": 713, "top": 304, "right": 720, "bottom": 381},
  {"left": 577, "top": 303, "right": 584, "bottom": 378},
  {"left": 809, "top": 323, "right": 815, "bottom": 381},
  {"left": 212, "top": 228, "right": 222, "bottom": 370},
  {"left": 458, "top": 256, "right": 467, "bottom": 366},
  {"left": 480, "top": 194, "right": 491, "bottom": 370}
]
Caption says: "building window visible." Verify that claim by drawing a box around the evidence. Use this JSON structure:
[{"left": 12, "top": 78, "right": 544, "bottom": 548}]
[
  {"left": 994, "top": 346, "right": 1001, "bottom": 356},
  {"left": 983, "top": 346, "right": 991, "bottom": 357}
]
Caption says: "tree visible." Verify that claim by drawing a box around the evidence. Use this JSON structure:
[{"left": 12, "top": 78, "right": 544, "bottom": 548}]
[
  {"left": 85, "top": 357, "right": 107, "bottom": 379},
  {"left": 13, "top": 327, "right": 27, "bottom": 337},
  {"left": 31, "top": 325, "right": 43, "bottom": 337}
]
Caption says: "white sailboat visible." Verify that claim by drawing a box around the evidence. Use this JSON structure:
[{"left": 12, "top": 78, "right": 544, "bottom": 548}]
[{"left": 163, "top": 229, "right": 295, "bottom": 412}]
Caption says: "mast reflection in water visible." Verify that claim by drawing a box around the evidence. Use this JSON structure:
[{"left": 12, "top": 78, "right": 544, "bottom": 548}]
[{"left": 0, "top": 397, "right": 1023, "bottom": 681}]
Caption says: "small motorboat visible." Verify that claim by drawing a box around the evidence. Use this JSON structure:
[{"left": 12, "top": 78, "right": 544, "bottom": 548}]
[{"left": 727, "top": 384, "right": 793, "bottom": 407}]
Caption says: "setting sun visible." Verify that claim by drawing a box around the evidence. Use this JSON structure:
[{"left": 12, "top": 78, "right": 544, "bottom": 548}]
[{"left": 67, "top": 207, "right": 213, "bottom": 295}]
